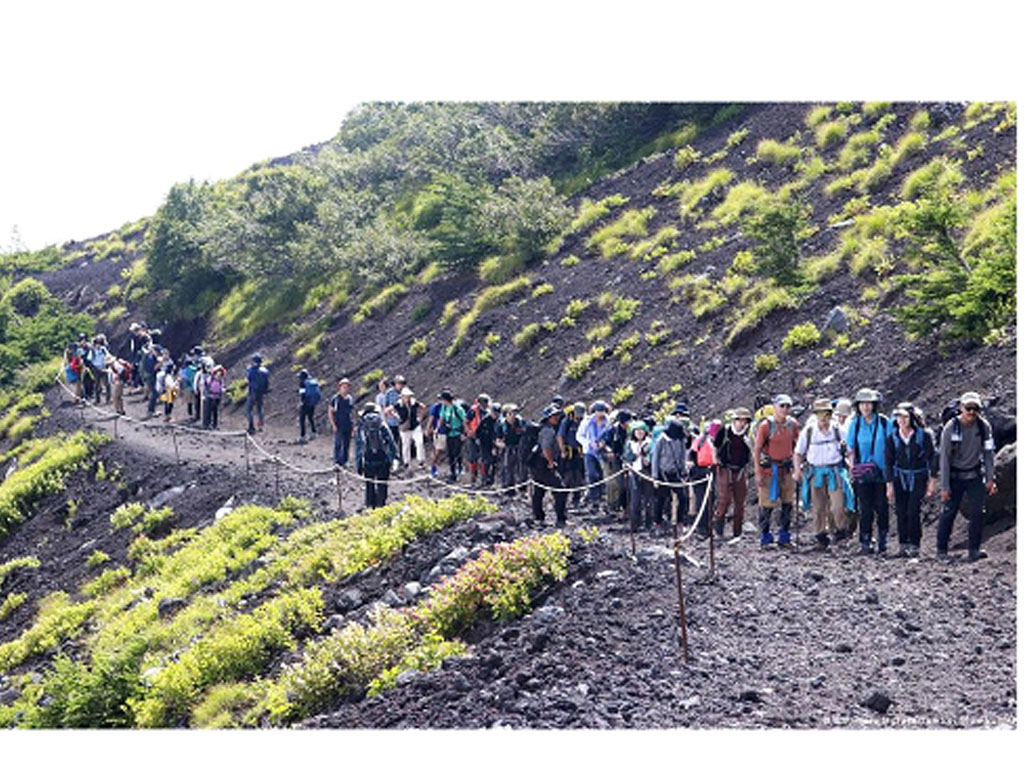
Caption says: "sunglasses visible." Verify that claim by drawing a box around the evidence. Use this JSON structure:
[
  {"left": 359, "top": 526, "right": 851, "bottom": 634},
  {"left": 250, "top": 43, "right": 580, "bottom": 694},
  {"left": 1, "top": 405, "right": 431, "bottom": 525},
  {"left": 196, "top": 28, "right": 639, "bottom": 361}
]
[
  {"left": 776, "top": 403, "right": 792, "bottom": 409},
  {"left": 963, "top": 405, "right": 980, "bottom": 413}
]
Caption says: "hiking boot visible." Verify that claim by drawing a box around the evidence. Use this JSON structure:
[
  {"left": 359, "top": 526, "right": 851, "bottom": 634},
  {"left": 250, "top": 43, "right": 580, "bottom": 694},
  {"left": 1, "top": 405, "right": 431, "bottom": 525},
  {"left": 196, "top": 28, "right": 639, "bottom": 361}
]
[
  {"left": 908, "top": 545, "right": 920, "bottom": 558},
  {"left": 936, "top": 550, "right": 951, "bottom": 562},
  {"left": 713, "top": 519, "right": 725, "bottom": 539},
  {"left": 760, "top": 541, "right": 775, "bottom": 551},
  {"left": 815, "top": 533, "right": 830, "bottom": 551},
  {"left": 967, "top": 549, "right": 988, "bottom": 563},
  {"left": 858, "top": 543, "right": 873, "bottom": 555}
]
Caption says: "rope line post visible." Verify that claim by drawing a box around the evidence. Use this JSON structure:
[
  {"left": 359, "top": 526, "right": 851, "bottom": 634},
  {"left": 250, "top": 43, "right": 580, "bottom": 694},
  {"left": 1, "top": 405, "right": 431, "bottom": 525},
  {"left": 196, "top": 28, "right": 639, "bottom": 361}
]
[
  {"left": 171, "top": 428, "right": 181, "bottom": 464},
  {"left": 275, "top": 457, "right": 281, "bottom": 502},
  {"left": 335, "top": 466, "right": 343, "bottom": 516},
  {"left": 708, "top": 490, "right": 716, "bottom": 578},
  {"left": 244, "top": 434, "right": 250, "bottom": 473},
  {"left": 673, "top": 536, "right": 690, "bottom": 664},
  {"left": 113, "top": 414, "right": 119, "bottom": 439}
]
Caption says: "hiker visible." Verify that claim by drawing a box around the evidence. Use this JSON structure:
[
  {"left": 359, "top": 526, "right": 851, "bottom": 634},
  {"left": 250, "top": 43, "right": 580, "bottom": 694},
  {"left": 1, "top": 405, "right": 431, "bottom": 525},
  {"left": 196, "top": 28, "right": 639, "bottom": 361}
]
[
  {"left": 652, "top": 414, "right": 689, "bottom": 536},
  {"left": 202, "top": 364, "right": 226, "bottom": 429},
  {"left": 88, "top": 335, "right": 111, "bottom": 404},
  {"left": 180, "top": 354, "right": 199, "bottom": 422},
  {"left": 602, "top": 410, "right": 631, "bottom": 516},
  {"left": 577, "top": 401, "right": 609, "bottom": 513},
  {"left": 624, "top": 420, "right": 654, "bottom": 533},
  {"left": 375, "top": 378, "right": 390, "bottom": 414},
  {"left": 125, "top": 323, "right": 144, "bottom": 390},
  {"left": 328, "top": 378, "right": 356, "bottom": 467},
  {"left": 830, "top": 397, "right": 858, "bottom": 539},
  {"left": 297, "top": 369, "right": 321, "bottom": 443},
  {"left": 794, "top": 398, "right": 848, "bottom": 551},
  {"left": 846, "top": 388, "right": 892, "bottom": 555},
  {"left": 384, "top": 376, "right": 405, "bottom": 464},
  {"left": 496, "top": 403, "right": 526, "bottom": 493},
  {"left": 395, "top": 386, "right": 427, "bottom": 470},
  {"left": 692, "top": 419, "right": 721, "bottom": 537},
  {"left": 477, "top": 402, "right": 500, "bottom": 486},
  {"left": 528, "top": 405, "right": 569, "bottom": 527},
  {"left": 936, "top": 391, "right": 997, "bottom": 563},
  {"left": 246, "top": 354, "right": 270, "bottom": 434},
  {"left": 110, "top": 357, "right": 129, "bottom": 415},
  {"left": 754, "top": 394, "right": 799, "bottom": 549},
  {"left": 143, "top": 344, "right": 160, "bottom": 417},
  {"left": 885, "top": 401, "right": 938, "bottom": 558},
  {"left": 438, "top": 390, "right": 466, "bottom": 483},
  {"left": 424, "top": 393, "right": 447, "bottom": 479},
  {"left": 63, "top": 341, "right": 84, "bottom": 403},
  {"left": 75, "top": 334, "right": 95, "bottom": 402},
  {"left": 464, "top": 393, "right": 491, "bottom": 486},
  {"left": 355, "top": 402, "right": 398, "bottom": 508},
  {"left": 712, "top": 407, "right": 753, "bottom": 540},
  {"left": 557, "top": 402, "right": 587, "bottom": 509},
  {"left": 156, "top": 362, "right": 179, "bottom": 423}
]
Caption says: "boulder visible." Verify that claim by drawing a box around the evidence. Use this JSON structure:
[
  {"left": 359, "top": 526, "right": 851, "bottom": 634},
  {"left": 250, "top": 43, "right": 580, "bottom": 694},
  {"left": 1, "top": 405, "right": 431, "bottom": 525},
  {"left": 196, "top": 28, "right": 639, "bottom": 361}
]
[
  {"left": 861, "top": 691, "right": 893, "bottom": 714},
  {"left": 157, "top": 597, "right": 187, "bottom": 618},
  {"left": 402, "top": 581, "right": 422, "bottom": 601},
  {"left": 149, "top": 485, "right": 186, "bottom": 509},
  {"left": 987, "top": 442, "right": 1016, "bottom": 520},
  {"left": 324, "top": 614, "right": 348, "bottom": 631},
  {"left": 335, "top": 587, "right": 365, "bottom": 612},
  {"left": 824, "top": 306, "right": 849, "bottom": 334}
]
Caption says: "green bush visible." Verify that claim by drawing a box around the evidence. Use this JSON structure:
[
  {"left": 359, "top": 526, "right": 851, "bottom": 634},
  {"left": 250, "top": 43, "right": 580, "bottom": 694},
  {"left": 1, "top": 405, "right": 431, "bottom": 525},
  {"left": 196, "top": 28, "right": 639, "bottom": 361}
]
[
  {"left": 352, "top": 283, "right": 408, "bottom": 324},
  {"left": 570, "top": 194, "right": 630, "bottom": 233},
  {"left": 6, "top": 278, "right": 50, "bottom": 317},
  {"left": 0, "top": 592, "right": 26, "bottom": 621},
  {"left": 782, "top": 322, "right": 822, "bottom": 351},
  {"left": 815, "top": 120, "right": 848, "bottom": 149},
  {"left": 611, "top": 385, "right": 635, "bottom": 406},
  {"left": 86, "top": 550, "right": 110, "bottom": 568},
  {"left": 560, "top": 254, "right": 580, "bottom": 268},
  {"left": 754, "top": 354, "right": 780, "bottom": 375},
  {"left": 726, "top": 128, "right": 750, "bottom": 148},
  {"left": 0, "top": 555, "right": 40, "bottom": 588},
  {"left": 673, "top": 145, "right": 702, "bottom": 170},
  {"left": 448, "top": 277, "right": 530, "bottom": 356},
  {"left": 407, "top": 337, "right": 428, "bottom": 358},
  {"left": 678, "top": 168, "right": 734, "bottom": 219},
  {"left": 110, "top": 502, "right": 145, "bottom": 532},
  {"left": 805, "top": 105, "right": 833, "bottom": 127},
  {"left": 586, "top": 207, "right": 655, "bottom": 258},
  {"left": 474, "top": 347, "right": 493, "bottom": 368},
  {"left": 657, "top": 249, "right": 696, "bottom": 276},
  {"left": 0, "top": 592, "right": 97, "bottom": 672},
  {"left": 513, "top": 323, "right": 541, "bottom": 349},
  {"left": 725, "top": 285, "right": 798, "bottom": 347},
  {"left": 563, "top": 346, "right": 605, "bottom": 380},
  {"left": 82, "top": 567, "right": 131, "bottom": 598},
  {"left": 741, "top": 195, "right": 810, "bottom": 285},
  {"left": 532, "top": 282, "right": 554, "bottom": 299},
  {"left": 755, "top": 139, "right": 800, "bottom": 166},
  {"left": 478, "top": 253, "right": 526, "bottom": 285},
  {"left": 410, "top": 301, "right": 432, "bottom": 322}
]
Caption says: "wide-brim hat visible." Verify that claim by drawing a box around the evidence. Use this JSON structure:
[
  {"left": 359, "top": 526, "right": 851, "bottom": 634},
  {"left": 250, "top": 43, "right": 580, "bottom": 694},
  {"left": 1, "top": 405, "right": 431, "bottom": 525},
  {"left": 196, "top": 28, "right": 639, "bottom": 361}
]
[
  {"left": 731, "top": 407, "right": 752, "bottom": 421},
  {"left": 811, "top": 397, "right": 833, "bottom": 414},
  {"left": 540, "top": 404, "right": 559, "bottom": 421},
  {"left": 853, "top": 388, "right": 881, "bottom": 404},
  {"left": 401, "top": 387, "right": 414, "bottom": 397},
  {"left": 833, "top": 398, "right": 853, "bottom": 417}
]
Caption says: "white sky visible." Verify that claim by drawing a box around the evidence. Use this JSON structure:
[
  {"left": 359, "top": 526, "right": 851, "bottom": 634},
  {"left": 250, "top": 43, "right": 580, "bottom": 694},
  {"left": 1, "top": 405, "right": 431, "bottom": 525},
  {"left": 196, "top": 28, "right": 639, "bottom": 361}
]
[{"left": 0, "top": 1, "right": 1019, "bottom": 254}]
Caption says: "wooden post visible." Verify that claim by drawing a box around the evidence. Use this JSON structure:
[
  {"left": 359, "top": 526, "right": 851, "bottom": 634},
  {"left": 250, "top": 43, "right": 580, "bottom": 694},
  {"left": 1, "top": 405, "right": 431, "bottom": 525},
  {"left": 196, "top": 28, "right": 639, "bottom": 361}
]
[
  {"left": 171, "top": 428, "right": 181, "bottom": 464},
  {"left": 113, "top": 414, "right": 119, "bottom": 439},
  {"left": 673, "top": 537, "right": 690, "bottom": 664},
  {"left": 336, "top": 466, "right": 343, "bottom": 516},
  {"left": 244, "top": 434, "right": 251, "bottom": 473},
  {"left": 275, "top": 458, "right": 281, "bottom": 501}
]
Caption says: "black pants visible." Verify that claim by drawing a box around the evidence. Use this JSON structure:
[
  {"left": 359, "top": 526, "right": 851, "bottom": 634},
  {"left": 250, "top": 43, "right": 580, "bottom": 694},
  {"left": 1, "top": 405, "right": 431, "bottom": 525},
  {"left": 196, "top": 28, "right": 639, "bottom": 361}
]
[
  {"left": 502, "top": 445, "right": 523, "bottom": 490},
  {"left": 893, "top": 479, "right": 927, "bottom": 547},
  {"left": 560, "top": 455, "right": 585, "bottom": 506},
  {"left": 654, "top": 472, "right": 688, "bottom": 526},
  {"left": 363, "top": 460, "right": 390, "bottom": 508},
  {"left": 204, "top": 398, "right": 220, "bottom": 429},
  {"left": 479, "top": 443, "right": 496, "bottom": 485},
  {"left": 446, "top": 434, "right": 463, "bottom": 480},
  {"left": 691, "top": 465, "right": 715, "bottom": 534},
  {"left": 530, "top": 464, "right": 568, "bottom": 523},
  {"left": 629, "top": 473, "right": 654, "bottom": 531},
  {"left": 936, "top": 475, "right": 986, "bottom": 553},
  {"left": 300, "top": 404, "right": 316, "bottom": 438},
  {"left": 856, "top": 481, "right": 889, "bottom": 548},
  {"left": 334, "top": 426, "right": 352, "bottom": 466},
  {"left": 389, "top": 424, "right": 402, "bottom": 462}
]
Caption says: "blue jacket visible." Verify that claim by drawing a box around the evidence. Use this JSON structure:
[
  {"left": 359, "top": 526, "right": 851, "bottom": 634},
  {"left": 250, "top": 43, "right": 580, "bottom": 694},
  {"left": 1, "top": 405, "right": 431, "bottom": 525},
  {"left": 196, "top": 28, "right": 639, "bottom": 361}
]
[{"left": 846, "top": 413, "right": 891, "bottom": 481}]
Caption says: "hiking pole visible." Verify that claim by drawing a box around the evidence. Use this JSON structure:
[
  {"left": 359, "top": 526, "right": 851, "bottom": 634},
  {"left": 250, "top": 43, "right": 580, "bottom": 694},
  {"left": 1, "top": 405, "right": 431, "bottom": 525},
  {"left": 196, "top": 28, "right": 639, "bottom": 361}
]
[{"left": 673, "top": 535, "right": 690, "bottom": 664}]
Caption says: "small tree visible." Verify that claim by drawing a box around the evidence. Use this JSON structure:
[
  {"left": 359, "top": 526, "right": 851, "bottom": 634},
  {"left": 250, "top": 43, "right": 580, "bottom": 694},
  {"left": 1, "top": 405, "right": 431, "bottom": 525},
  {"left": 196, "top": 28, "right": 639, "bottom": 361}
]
[{"left": 741, "top": 196, "right": 809, "bottom": 286}]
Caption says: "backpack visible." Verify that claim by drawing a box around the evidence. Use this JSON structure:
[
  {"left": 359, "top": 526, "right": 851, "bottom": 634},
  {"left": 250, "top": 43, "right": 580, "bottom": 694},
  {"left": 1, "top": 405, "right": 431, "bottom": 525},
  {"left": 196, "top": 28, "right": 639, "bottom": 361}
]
[
  {"left": 801, "top": 421, "right": 847, "bottom": 460},
  {"left": 119, "top": 361, "right": 132, "bottom": 384},
  {"left": 695, "top": 433, "right": 716, "bottom": 467},
  {"left": 850, "top": 413, "right": 888, "bottom": 463},
  {"left": 442, "top": 403, "right": 465, "bottom": 436},
  {"left": 947, "top": 415, "right": 993, "bottom": 458},
  {"left": 303, "top": 379, "right": 321, "bottom": 406},
  {"left": 521, "top": 421, "right": 542, "bottom": 468},
  {"left": 251, "top": 366, "right": 270, "bottom": 395},
  {"left": 364, "top": 418, "right": 388, "bottom": 462},
  {"left": 889, "top": 425, "right": 926, "bottom": 456},
  {"left": 207, "top": 375, "right": 224, "bottom": 398}
]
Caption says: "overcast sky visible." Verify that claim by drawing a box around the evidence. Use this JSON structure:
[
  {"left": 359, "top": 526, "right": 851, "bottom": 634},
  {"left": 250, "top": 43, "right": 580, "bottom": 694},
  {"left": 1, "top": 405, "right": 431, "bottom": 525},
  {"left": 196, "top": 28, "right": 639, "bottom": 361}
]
[{"left": 0, "top": 1, "right": 1017, "bottom": 252}]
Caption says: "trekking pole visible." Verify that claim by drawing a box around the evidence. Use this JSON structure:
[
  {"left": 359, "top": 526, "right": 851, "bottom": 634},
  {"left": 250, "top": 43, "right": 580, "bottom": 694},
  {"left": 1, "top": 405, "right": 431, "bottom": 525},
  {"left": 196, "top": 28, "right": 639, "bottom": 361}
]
[
  {"left": 335, "top": 466, "right": 343, "bottom": 516},
  {"left": 171, "top": 428, "right": 181, "bottom": 464},
  {"left": 673, "top": 535, "right": 690, "bottom": 664}
]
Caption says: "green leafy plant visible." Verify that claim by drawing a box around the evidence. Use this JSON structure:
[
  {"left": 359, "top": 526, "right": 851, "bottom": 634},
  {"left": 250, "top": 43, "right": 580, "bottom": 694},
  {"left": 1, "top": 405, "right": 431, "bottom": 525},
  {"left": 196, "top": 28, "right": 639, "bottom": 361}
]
[
  {"left": 570, "top": 194, "right": 630, "bottom": 233},
  {"left": 754, "top": 353, "right": 780, "bottom": 375},
  {"left": 755, "top": 139, "right": 801, "bottom": 166},
  {"left": 782, "top": 322, "right": 822, "bottom": 351},
  {"left": 563, "top": 346, "right": 605, "bottom": 380},
  {"left": 611, "top": 385, "right": 635, "bottom": 405},
  {"left": 513, "top": 323, "right": 541, "bottom": 349},
  {"left": 673, "top": 145, "right": 702, "bottom": 170},
  {"left": 407, "top": 337, "right": 428, "bottom": 358},
  {"left": 531, "top": 282, "right": 554, "bottom": 299},
  {"left": 86, "top": 550, "right": 110, "bottom": 568}
]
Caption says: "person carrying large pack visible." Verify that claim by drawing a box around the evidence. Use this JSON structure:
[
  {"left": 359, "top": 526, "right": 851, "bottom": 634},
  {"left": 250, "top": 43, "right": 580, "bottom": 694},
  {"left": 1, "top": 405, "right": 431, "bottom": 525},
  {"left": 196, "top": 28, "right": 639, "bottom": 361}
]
[
  {"left": 692, "top": 419, "right": 721, "bottom": 538},
  {"left": 794, "top": 398, "right": 848, "bottom": 551},
  {"left": 477, "top": 401, "right": 500, "bottom": 486},
  {"left": 557, "top": 402, "right": 587, "bottom": 509},
  {"left": 464, "top": 393, "right": 490, "bottom": 486},
  {"left": 247, "top": 354, "right": 270, "bottom": 435},
  {"left": 438, "top": 390, "right": 466, "bottom": 483},
  {"left": 936, "top": 391, "right": 997, "bottom": 563},
  {"left": 496, "top": 403, "right": 526, "bottom": 494},
  {"left": 577, "top": 401, "right": 610, "bottom": 514},
  {"left": 355, "top": 402, "right": 398, "bottom": 508},
  {"left": 754, "top": 394, "right": 799, "bottom": 549},
  {"left": 846, "top": 388, "right": 892, "bottom": 555},
  {"left": 885, "top": 401, "right": 938, "bottom": 558},
  {"left": 297, "top": 369, "right": 320, "bottom": 443},
  {"left": 528, "top": 405, "right": 569, "bottom": 527},
  {"left": 712, "top": 407, "right": 753, "bottom": 540},
  {"left": 624, "top": 420, "right": 654, "bottom": 533},
  {"left": 602, "top": 410, "right": 631, "bottom": 516},
  {"left": 395, "top": 386, "right": 427, "bottom": 470},
  {"left": 652, "top": 413, "right": 689, "bottom": 536},
  {"left": 329, "top": 378, "right": 356, "bottom": 467}
]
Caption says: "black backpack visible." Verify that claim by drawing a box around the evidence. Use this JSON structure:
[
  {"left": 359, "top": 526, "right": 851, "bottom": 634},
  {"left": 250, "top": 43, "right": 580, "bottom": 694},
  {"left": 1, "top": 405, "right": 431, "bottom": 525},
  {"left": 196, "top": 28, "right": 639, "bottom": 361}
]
[
  {"left": 521, "top": 421, "right": 543, "bottom": 469},
  {"left": 364, "top": 419, "right": 388, "bottom": 462}
]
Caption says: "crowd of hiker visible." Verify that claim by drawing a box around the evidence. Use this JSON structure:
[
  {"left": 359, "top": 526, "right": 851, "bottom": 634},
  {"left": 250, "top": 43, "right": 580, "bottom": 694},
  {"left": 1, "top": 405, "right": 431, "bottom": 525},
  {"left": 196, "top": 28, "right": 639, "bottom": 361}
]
[{"left": 60, "top": 326, "right": 999, "bottom": 563}]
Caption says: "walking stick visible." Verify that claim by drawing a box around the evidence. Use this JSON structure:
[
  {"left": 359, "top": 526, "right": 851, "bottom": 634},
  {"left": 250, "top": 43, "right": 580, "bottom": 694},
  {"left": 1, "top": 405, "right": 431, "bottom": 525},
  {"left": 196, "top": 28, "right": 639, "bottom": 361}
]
[{"left": 673, "top": 535, "right": 690, "bottom": 664}]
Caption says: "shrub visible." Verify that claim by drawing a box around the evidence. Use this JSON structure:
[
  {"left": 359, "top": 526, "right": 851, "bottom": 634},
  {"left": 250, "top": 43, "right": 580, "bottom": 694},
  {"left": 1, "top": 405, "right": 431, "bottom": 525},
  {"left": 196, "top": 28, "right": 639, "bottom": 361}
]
[
  {"left": 726, "top": 128, "right": 750, "bottom": 148},
  {"left": 837, "top": 130, "right": 881, "bottom": 170},
  {"left": 611, "top": 385, "right": 634, "bottom": 406},
  {"left": 678, "top": 168, "right": 734, "bottom": 219},
  {"left": 360, "top": 368, "right": 384, "bottom": 392},
  {"left": 628, "top": 227, "right": 678, "bottom": 261},
  {"left": 82, "top": 567, "right": 131, "bottom": 598},
  {"left": 707, "top": 181, "right": 771, "bottom": 227},
  {"left": 352, "top": 283, "right": 407, "bottom": 324},
  {"left": 673, "top": 145, "right": 702, "bottom": 170},
  {"left": 645, "top": 321, "right": 671, "bottom": 346},
  {"left": 0, "top": 393, "right": 44, "bottom": 438},
  {"left": 6, "top": 278, "right": 50, "bottom": 317},
  {"left": 815, "top": 120, "right": 848, "bottom": 149},
  {"left": 614, "top": 332, "right": 641, "bottom": 360},
  {"left": 565, "top": 298, "right": 589, "bottom": 321},
  {"left": 474, "top": 347, "right": 493, "bottom": 369},
  {"left": 586, "top": 324, "right": 613, "bottom": 341},
  {"left": 910, "top": 109, "right": 931, "bottom": 131},
  {"left": 862, "top": 102, "right": 891, "bottom": 118},
  {"left": 513, "top": 323, "right": 541, "bottom": 349},
  {"left": 531, "top": 283, "right": 554, "bottom": 299},
  {"left": 741, "top": 195, "right": 810, "bottom": 285},
  {"left": 560, "top": 255, "right": 580, "bottom": 268},
  {"left": 586, "top": 207, "right": 655, "bottom": 258},
  {"left": 782, "top": 322, "right": 822, "bottom": 351},
  {"left": 901, "top": 156, "right": 963, "bottom": 201},
  {"left": 110, "top": 502, "right": 145, "bottom": 532},
  {"left": 754, "top": 354, "right": 780, "bottom": 375},
  {"left": 410, "top": 301, "right": 432, "bottom": 323},
  {"left": 478, "top": 253, "right": 526, "bottom": 285},
  {"left": 725, "top": 285, "right": 798, "bottom": 347},
  {"left": 136, "top": 507, "right": 175, "bottom": 537},
  {"left": 407, "top": 337, "right": 428, "bottom": 358},
  {"left": 0, "top": 592, "right": 96, "bottom": 672},
  {"left": 755, "top": 139, "right": 801, "bottom": 166},
  {"left": 0, "top": 555, "right": 40, "bottom": 587},
  {"left": 439, "top": 300, "right": 459, "bottom": 327},
  {"left": 563, "top": 346, "right": 605, "bottom": 380},
  {"left": 802, "top": 251, "right": 843, "bottom": 283},
  {"left": 86, "top": 550, "right": 110, "bottom": 568},
  {"left": 892, "top": 131, "right": 927, "bottom": 165},
  {"left": 672, "top": 275, "right": 726, "bottom": 319},
  {"left": 656, "top": 250, "right": 696, "bottom": 276},
  {"left": 607, "top": 296, "right": 642, "bottom": 327},
  {"left": 448, "top": 277, "right": 530, "bottom": 356},
  {"left": 0, "top": 592, "right": 26, "bottom": 621},
  {"left": 805, "top": 105, "right": 833, "bottom": 127},
  {"left": 570, "top": 194, "right": 630, "bottom": 233}
]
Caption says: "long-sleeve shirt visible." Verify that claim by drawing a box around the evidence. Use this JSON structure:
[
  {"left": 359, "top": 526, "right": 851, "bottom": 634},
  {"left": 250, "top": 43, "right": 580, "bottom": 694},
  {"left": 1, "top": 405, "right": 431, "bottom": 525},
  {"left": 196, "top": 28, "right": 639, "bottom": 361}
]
[
  {"left": 885, "top": 426, "right": 938, "bottom": 491},
  {"left": 939, "top": 417, "right": 995, "bottom": 491},
  {"left": 795, "top": 421, "right": 845, "bottom": 467},
  {"left": 577, "top": 415, "right": 608, "bottom": 458}
]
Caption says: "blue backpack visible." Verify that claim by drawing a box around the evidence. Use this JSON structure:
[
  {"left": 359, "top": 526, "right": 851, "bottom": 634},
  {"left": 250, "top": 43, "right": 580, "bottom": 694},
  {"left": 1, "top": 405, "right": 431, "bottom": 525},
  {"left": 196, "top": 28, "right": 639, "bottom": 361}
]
[
  {"left": 303, "top": 379, "right": 321, "bottom": 406},
  {"left": 250, "top": 366, "right": 270, "bottom": 395}
]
